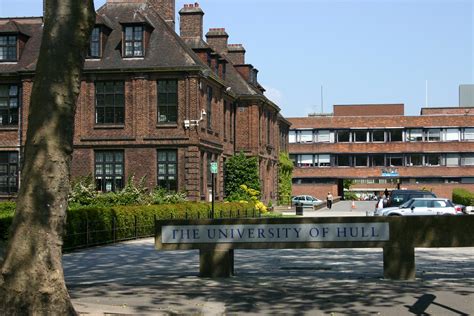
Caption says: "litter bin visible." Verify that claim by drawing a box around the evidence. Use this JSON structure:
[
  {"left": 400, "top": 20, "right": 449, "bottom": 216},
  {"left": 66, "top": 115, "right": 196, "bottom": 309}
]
[{"left": 295, "top": 203, "right": 303, "bottom": 215}]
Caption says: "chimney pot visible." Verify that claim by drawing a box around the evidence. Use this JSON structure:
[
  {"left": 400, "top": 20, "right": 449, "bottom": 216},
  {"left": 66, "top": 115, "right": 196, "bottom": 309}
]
[{"left": 179, "top": 1, "right": 204, "bottom": 39}]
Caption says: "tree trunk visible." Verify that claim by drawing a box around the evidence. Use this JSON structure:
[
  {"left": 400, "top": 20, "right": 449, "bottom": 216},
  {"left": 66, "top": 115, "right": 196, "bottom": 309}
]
[{"left": 0, "top": 1, "right": 94, "bottom": 315}]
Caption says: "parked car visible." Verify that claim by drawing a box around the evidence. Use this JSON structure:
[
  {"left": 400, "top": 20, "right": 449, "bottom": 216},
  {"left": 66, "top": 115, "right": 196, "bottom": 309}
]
[
  {"left": 385, "top": 190, "right": 436, "bottom": 208},
  {"left": 375, "top": 198, "right": 463, "bottom": 216},
  {"left": 291, "top": 195, "right": 323, "bottom": 208}
]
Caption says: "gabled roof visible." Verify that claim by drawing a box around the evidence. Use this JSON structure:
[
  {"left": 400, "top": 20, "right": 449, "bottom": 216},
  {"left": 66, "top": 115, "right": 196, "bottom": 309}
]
[
  {"left": 0, "top": 17, "right": 43, "bottom": 73},
  {"left": 85, "top": 2, "right": 205, "bottom": 71}
]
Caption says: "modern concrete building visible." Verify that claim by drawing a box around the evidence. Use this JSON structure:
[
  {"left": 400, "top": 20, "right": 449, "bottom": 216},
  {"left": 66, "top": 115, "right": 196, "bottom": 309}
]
[
  {"left": 289, "top": 104, "right": 474, "bottom": 200},
  {"left": 0, "top": 0, "right": 290, "bottom": 202}
]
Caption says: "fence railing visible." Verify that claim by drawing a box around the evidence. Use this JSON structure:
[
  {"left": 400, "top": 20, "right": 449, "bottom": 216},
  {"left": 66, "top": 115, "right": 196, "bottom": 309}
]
[{"left": 63, "top": 209, "right": 262, "bottom": 251}]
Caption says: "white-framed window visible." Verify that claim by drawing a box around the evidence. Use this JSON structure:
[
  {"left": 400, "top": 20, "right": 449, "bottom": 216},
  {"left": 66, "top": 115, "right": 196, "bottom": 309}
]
[
  {"left": 426, "top": 129, "right": 440, "bottom": 141},
  {"left": 299, "top": 154, "right": 314, "bottom": 167},
  {"left": 299, "top": 130, "right": 313, "bottom": 143},
  {"left": 372, "top": 130, "right": 385, "bottom": 142},
  {"left": 462, "top": 154, "right": 474, "bottom": 166},
  {"left": 407, "top": 154, "right": 423, "bottom": 166},
  {"left": 407, "top": 129, "right": 423, "bottom": 142},
  {"left": 316, "top": 130, "right": 332, "bottom": 143},
  {"left": 318, "top": 154, "right": 331, "bottom": 167},
  {"left": 464, "top": 128, "right": 474, "bottom": 141},
  {"left": 289, "top": 130, "right": 296, "bottom": 143},
  {"left": 353, "top": 130, "right": 368, "bottom": 142},
  {"left": 424, "top": 154, "right": 441, "bottom": 166},
  {"left": 446, "top": 154, "right": 460, "bottom": 166},
  {"left": 444, "top": 128, "right": 460, "bottom": 141}
]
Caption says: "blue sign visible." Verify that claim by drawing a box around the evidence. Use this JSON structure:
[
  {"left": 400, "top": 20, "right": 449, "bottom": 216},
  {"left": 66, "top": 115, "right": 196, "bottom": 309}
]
[{"left": 381, "top": 168, "right": 399, "bottom": 177}]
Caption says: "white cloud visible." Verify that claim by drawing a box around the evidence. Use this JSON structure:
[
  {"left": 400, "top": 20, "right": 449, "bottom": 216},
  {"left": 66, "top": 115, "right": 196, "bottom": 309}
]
[{"left": 263, "top": 85, "right": 283, "bottom": 106}]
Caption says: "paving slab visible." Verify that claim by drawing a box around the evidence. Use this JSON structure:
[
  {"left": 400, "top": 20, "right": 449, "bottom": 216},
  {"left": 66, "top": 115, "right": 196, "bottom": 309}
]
[{"left": 64, "top": 238, "right": 474, "bottom": 315}]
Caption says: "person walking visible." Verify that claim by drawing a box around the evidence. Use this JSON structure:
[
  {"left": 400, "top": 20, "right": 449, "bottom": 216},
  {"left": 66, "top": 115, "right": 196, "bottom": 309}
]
[{"left": 326, "top": 192, "right": 333, "bottom": 209}]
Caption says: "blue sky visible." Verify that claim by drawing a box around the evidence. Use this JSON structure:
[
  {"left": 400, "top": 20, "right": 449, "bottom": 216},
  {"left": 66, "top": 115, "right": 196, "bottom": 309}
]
[{"left": 1, "top": 0, "right": 473, "bottom": 117}]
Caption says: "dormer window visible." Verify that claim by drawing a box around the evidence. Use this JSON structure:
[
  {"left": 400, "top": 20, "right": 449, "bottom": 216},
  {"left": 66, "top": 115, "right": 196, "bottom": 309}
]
[
  {"left": 0, "top": 35, "right": 17, "bottom": 61},
  {"left": 124, "top": 25, "right": 144, "bottom": 57},
  {"left": 87, "top": 27, "right": 101, "bottom": 58}
]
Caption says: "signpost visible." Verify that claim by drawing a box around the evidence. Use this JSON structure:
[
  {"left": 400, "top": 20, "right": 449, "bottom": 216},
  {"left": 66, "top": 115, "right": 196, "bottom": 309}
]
[{"left": 210, "top": 161, "right": 218, "bottom": 218}]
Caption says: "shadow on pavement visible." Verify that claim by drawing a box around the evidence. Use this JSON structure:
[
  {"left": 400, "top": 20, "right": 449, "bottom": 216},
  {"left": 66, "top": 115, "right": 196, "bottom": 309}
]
[{"left": 64, "top": 239, "right": 474, "bottom": 315}]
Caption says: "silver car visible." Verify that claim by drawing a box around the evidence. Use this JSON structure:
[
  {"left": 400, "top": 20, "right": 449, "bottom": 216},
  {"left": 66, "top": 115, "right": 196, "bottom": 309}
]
[
  {"left": 375, "top": 198, "right": 461, "bottom": 216},
  {"left": 291, "top": 195, "right": 323, "bottom": 208}
]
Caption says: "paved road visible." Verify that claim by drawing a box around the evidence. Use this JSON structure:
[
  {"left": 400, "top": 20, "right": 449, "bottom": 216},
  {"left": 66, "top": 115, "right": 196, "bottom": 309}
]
[
  {"left": 65, "top": 238, "right": 474, "bottom": 315},
  {"left": 278, "top": 200, "right": 376, "bottom": 217}
]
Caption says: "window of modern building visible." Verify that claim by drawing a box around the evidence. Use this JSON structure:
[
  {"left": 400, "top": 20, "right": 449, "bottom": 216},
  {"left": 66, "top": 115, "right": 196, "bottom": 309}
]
[
  {"left": 353, "top": 130, "right": 368, "bottom": 142},
  {"left": 387, "top": 155, "right": 403, "bottom": 166},
  {"left": 372, "top": 130, "right": 385, "bottom": 142},
  {"left": 337, "top": 155, "right": 351, "bottom": 166},
  {"left": 337, "top": 130, "right": 350, "bottom": 142},
  {"left": 444, "top": 128, "right": 460, "bottom": 141},
  {"left": 446, "top": 154, "right": 460, "bottom": 166},
  {"left": 299, "top": 154, "right": 314, "bottom": 167},
  {"left": 461, "top": 177, "right": 474, "bottom": 183},
  {"left": 0, "top": 152, "right": 18, "bottom": 194},
  {"left": 388, "top": 129, "right": 403, "bottom": 142},
  {"left": 354, "top": 155, "right": 368, "bottom": 166},
  {"left": 0, "top": 84, "right": 19, "bottom": 126},
  {"left": 87, "top": 27, "right": 101, "bottom": 58},
  {"left": 157, "top": 150, "right": 177, "bottom": 191},
  {"left": 461, "top": 154, "right": 474, "bottom": 166},
  {"left": 124, "top": 25, "right": 144, "bottom": 57},
  {"left": 95, "top": 151, "right": 124, "bottom": 192},
  {"left": 317, "top": 154, "right": 331, "bottom": 167},
  {"left": 415, "top": 178, "right": 444, "bottom": 184},
  {"left": 157, "top": 80, "right": 177, "bottom": 124},
  {"left": 316, "top": 130, "right": 332, "bottom": 142},
  {"left": 426, "top": 129, "right": 441, "bottom": 141},
  {"left": 372, "top": 154, "right": 385, "bottom": 167},
  {"left": 407, "top": 129, "right": 423, "bottom": 142},
  {"left": 95, "top": 81, "right": 125, "bottom": 124},
  {"left": 0, "top": 35, "right": 17, "bottom": 61},
  {"left": 407, "top": 154, "right": 423, "bottom": 166},
  {"left": 289, "top": 130, "right": 296, "bottom": 143},
  {"left": 299, "top": 130, "right": 313, "bottom": 143},
  {"left": 464, "top": 128, "right": 474, "bottom": 141},
  {"left": 424, "top": 154, "right": 441, "bottom": 166},
  {"left": 206, "top": 86, "right": 212, "bottom": 129}
]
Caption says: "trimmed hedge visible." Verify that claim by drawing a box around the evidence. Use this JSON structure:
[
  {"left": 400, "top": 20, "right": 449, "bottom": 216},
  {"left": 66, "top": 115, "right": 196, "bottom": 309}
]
[
  {"left": 0, "top": 201, "right": 259, "bottom": 249},
  {"left": 452, "top": 188, "right": 474, "bottom": 207},
  {"left": 0, "top": 202, "right": 15, "bottom": 240}
]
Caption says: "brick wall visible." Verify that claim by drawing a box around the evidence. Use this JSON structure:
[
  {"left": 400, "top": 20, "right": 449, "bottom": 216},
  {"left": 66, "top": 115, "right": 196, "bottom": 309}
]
[{"left": 333, "top": 104, "right": 404, "bottom": 116}]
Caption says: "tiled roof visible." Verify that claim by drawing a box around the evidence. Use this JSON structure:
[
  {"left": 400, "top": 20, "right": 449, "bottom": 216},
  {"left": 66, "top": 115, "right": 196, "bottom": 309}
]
[{"left": 0, "top": 18, "right": 43, "bottom": 73}]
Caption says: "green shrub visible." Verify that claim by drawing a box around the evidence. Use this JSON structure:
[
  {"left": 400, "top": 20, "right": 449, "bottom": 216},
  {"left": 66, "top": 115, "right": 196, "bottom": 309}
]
[
  {"left": 344, "top": 191, "right": 358, "bottom": 200},
  {"left": 0, "top": 202, "right": 15, "bottom": 240},
  {"left": 452, "top": 188, "right": 474, "bottom": 206}
]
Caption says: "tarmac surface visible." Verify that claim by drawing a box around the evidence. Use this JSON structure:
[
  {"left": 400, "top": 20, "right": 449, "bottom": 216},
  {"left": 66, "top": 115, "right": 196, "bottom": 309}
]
[{"left": 64, "top": 201, "right": 474, "bottom": 315}]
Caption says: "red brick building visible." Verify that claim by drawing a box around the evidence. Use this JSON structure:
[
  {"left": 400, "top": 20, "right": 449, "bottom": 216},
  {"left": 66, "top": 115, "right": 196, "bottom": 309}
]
[
  {"left": 0, "top": 0, "right": 290, "bottom": 202},
  {"left": 289, "top": 104, "right": 474, "bottom": 200}
]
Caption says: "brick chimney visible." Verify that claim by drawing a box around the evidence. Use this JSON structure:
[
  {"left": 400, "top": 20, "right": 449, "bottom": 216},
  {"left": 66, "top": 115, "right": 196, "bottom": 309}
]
[
  {"left": 205, "top": 28, "right": 229, "bottom": 54},
  {"left": 227, "top": 44, "right": 246, "bottom": 65},
  {"left": 179, "top": 3, "right": 204, "bottom": 39},
  {"left": 147, "top": 0, "right": 176, "bottom": 29}
]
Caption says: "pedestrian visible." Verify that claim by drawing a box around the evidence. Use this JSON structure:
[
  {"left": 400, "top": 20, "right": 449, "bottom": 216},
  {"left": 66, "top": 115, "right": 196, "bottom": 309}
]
[
  {"left": 326, "top": 192, "right": 333, "bottom": 209},
  {"left": 384, "top": 188, "right": 389, "bottom": 199},
  {"left": 376, "top": 195, "right": 384, "bottom": 211}
]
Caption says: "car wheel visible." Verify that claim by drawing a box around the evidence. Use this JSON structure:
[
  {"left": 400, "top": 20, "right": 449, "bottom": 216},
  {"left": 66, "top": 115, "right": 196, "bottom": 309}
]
[{"left": 388, "top": 214, "right": 401, "bottom": 216}]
